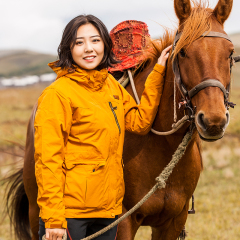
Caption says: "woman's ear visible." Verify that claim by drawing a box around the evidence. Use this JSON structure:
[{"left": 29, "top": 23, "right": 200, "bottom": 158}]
[
  {"left": 213, "top": 0, "right": 233, "bottom": 25},
  {"left": 174, "top": 0, "right": 192, "bottom": 24}
]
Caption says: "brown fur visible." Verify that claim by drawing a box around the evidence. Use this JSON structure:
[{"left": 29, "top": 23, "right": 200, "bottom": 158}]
[
  {"left": 174, "top": 0, "right": 192, "bottom": 23},
  {"left": 173, "top": 2, "right": 212, "bottom": 60},
  {"left": 214, "top": 0, "right": 233, "bottom": 24},
  {"left": 137, "top": 2, "right": 213, "bottom": 71}
]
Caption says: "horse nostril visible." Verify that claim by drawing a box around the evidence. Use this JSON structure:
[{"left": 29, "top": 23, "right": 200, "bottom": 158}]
[
  {"left": 226, "top": 112, "right": 229, "bottom": 123},
  {"left": 225, "top": 111, "right": 230, "bottom": 128},
  {"left": 197, "top": 113, "right": 207, "bottom": 131}
]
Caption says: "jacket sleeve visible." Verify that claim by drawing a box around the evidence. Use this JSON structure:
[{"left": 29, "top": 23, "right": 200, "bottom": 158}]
[
  {"left": 34, "top": 88, "right": 72, "bottom": 229},
  {"left": 119, "top": 63, "right": 165, "bottom": 135}
]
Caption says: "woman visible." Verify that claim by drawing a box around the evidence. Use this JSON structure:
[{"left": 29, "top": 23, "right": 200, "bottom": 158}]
[{"left": 35, "top": 14, "right": 171, "bottom": 240}]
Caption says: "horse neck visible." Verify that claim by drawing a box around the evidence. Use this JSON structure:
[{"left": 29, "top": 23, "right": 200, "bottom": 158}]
[
  {"left": 151, "top": 60, "right": 191, "bottom": 147},
  {"left": 128, "top": 58, "right": 190, "bottom": 144}
]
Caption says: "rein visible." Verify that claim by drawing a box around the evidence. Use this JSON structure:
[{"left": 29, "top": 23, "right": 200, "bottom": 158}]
[{"left": 127, "top": 70, "right": 192, "bottom": 135}]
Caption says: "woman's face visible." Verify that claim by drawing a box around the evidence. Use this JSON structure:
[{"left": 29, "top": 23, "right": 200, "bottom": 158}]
[{"left": 71, "top": 23, "right": 105, "bottom": 70}]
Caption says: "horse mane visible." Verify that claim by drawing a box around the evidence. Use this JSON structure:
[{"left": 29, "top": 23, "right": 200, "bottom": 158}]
[
  {"left": 172, "top": 0, "right": 213, "bottom": 60},
  {"left": 135, "top": 0, "right": 213, "bottom": 74},
  {"left": 133, "top": 30, "right": 174, "bottom": 76}
]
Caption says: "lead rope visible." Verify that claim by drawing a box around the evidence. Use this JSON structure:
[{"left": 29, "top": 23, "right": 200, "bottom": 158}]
[
  {"left": 174, "top": 76, "right": 177, "bottom": 123},
  {"left": 42, "top": 130, "right": 192, "bottom": 240},
  {"left": 80, "top": 131, "right": 192, "bottom": 240},
  {"left": 127, "top": 70, "right": 189, "bottom": 135}
]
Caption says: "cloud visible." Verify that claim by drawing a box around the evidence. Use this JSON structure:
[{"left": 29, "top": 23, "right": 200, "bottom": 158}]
[{"left": 0, "top": 0, "right": 239, "bottom": 54}]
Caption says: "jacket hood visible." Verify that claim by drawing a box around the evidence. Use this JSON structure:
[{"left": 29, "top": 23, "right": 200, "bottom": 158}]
[{"left": 48, "top": 60, "right": 109, "bottom": 91}]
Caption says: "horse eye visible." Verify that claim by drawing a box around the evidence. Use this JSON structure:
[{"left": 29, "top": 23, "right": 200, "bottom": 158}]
[{"left": 180, "top": 49, "right": 186, "bottom": 58}]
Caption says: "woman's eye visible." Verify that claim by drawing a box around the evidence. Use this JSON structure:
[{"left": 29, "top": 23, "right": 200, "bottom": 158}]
[
  {"left": 180, "top": 49, "right": 186, "bottom": 58},
  {"left": 76, "top": 41, "right": 83, "bottom": 45},
  {"left": 92, "top": 39, "right": 100, "bottom": 43}
]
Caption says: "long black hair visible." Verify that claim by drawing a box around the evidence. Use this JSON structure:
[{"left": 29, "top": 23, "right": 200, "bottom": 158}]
[{"left": 54, "top": 14, "right": 118, "bottom": 70}]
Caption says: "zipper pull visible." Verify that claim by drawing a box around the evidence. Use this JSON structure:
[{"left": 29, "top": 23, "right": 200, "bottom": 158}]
[{"left": 109, "top": 102, "right": 121, "bottom": 135}]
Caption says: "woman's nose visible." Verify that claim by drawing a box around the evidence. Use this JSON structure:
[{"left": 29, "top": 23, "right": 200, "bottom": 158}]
[{"left": 84, "top": 42, "right": 93, "bottom": 52}]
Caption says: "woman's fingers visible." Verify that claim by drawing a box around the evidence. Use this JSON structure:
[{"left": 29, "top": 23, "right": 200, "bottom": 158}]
[
  {"left": 46, "top": 229, "right": 66, "bottom": 240},
  {"left": 162, "top": 45, "right": 172, "bottom": 54},
  {"left": 46, "top": 231, "right": 50, "bottom": 240},
  {"left": 157, "top": 45, "right": 172, "bottom": 67}
]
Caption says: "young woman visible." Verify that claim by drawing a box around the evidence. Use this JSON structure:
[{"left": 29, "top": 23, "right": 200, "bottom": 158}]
[{"left": 35, "top": 14, "right": 171, "bottom": 240}]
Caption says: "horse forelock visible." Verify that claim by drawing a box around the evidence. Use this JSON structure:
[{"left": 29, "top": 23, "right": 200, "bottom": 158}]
[
  {"left": 136, "top": 1, "right": 217, "bottom": 74},
  {"left": 172, "top": 0, "right": 214, "bottom": 61}
]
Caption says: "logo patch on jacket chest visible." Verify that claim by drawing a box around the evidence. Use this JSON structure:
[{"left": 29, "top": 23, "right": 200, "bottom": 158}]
[{"left": 113, "top": 95, "right": 119, "bottom": 100}]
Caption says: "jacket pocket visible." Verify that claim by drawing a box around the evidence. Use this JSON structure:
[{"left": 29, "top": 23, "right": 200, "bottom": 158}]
[
  {"left": 64, "top": 148, "right": 109, "bottom": 170},
  {"left": 85, "top": 162, "right": 109, "bottom": 209},
  {"left": 115, "top": 159, "right": 125, "bottom": 206},
  {"left": 63, "top": 153, "right": 109, "bottom": 210},
  {"left": 64, "top": 156, "right": 89, "bottom": 209}
]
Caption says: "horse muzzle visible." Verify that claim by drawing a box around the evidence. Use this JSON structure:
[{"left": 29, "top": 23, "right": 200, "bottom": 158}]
[{"left": 195, "top": 110, "right": 230, "bottom": 142}]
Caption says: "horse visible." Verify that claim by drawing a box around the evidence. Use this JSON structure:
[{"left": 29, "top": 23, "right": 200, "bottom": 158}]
[{"left": 4, "top": 0, "right": 235, "bottom": 239}]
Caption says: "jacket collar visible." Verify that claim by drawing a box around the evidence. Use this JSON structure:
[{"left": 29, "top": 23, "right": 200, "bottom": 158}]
[{"left": 48, "top": 61, "right": 108, "bottom": 91}]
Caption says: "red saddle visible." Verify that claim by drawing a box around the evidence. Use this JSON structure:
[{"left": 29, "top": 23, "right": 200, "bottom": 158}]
[{"left": 108, "top": 20, "right": 151, "bottom": 72}]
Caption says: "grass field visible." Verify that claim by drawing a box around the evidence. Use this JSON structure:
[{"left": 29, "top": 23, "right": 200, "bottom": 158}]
[{"left": 0, "top": 64, "right": 240, "bottom": 239}]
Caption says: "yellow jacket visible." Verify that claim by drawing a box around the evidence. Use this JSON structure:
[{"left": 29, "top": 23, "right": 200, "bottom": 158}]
[{"left": 34, "top": 61, "right": 165, "bottom": 228}]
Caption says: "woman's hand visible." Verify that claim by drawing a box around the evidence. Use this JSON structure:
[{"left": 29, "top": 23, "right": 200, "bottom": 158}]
[
  {"left": 45, "top": 228, "right": 66, "bottom": 240},
  {"left": 157, "top": 45, "right": 172, "bottom": 67}
]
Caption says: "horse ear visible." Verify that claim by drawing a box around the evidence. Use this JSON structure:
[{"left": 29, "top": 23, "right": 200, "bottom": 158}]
[
  {"left": 174, "top": 0, "right": 192, "bottom": 24},
  {"left": 213, "top": 0, "right": 233, "bottom": 25}
]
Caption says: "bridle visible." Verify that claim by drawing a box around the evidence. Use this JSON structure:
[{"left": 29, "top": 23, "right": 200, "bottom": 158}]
[
  {"left": 124, "top": 30, "right": 240, "bottom": 136},
  {"left": 172, "top": 30, "right": 237, "bottom": 117}
]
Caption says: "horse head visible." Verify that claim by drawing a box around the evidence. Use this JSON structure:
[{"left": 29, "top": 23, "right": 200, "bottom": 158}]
[{"left": 173, "top": 0, "right": 234, "bottom": 141}]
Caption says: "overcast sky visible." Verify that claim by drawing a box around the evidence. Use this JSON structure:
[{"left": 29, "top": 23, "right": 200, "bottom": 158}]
[{"left": 0, "top": 0, "right": 239, "bottom": 55}]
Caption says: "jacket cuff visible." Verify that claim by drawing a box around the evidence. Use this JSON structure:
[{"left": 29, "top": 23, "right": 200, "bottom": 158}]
[
  {"left": 44, "top": 220, "right": 68, "bottom": 229},
  {"left": 153, "top": 64, "right": 165, "bottom": 76}
]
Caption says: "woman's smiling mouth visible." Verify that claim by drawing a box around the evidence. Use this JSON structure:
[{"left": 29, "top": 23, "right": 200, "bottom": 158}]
[{"left": 83, "top": 56, "right": 96, "bottom": 62}]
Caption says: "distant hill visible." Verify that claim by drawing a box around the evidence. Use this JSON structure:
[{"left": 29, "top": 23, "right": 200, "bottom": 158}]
[
  {"left": 0, "top": 33, "right": 239, "bottom": 79},
  {"left": 0, "top": 50, "right": 57, "bottom": 78}
]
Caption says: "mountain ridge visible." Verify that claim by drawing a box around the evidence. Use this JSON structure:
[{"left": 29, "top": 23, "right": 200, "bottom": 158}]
[
  {"left": 0, "top": 50, "right": 57, "bottom": 78},
  {"left": 0, "top": 31, "right": 239, "bottom": 78}
]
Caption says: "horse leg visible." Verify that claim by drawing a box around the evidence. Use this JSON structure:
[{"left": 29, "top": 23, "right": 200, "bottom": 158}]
[
  {"left": 151, "top": 204, "right": 188, "bottom": 240},
  {"left": 116, "top": 206, "right": 140, "bottom": 240},
  {"left": 28, "top": 202, "right": 40, "bottom": 240}
]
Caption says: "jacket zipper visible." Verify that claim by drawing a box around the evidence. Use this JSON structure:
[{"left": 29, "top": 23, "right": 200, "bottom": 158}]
[{"left": 109, "top": 102, "right": 121, "bottom": 135}]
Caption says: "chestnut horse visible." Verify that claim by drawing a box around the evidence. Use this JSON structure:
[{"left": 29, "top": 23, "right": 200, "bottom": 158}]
[{"left": 4, "top": 0, "right": 234, "bottom": 239}]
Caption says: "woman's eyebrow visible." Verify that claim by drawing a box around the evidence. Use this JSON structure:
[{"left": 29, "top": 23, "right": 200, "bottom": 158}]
[
  {"left": 90, "top": 35, "right": 100, "bottom": 38},
  {"left": 76, "top": 35, "right": 100, "bottom": 39}
]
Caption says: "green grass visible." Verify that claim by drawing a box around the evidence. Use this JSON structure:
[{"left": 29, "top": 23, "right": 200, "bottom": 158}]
[{"left": 0, "top": 84, "right": 49, "bottom": 149}]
